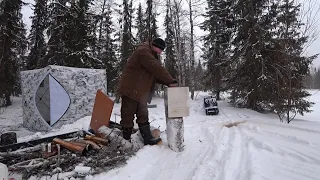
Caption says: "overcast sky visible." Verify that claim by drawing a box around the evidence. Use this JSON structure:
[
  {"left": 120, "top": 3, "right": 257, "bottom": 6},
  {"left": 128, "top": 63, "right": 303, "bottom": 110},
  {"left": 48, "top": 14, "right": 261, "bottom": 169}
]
[{"left": 21, "top": 0, "right": 320, "bottom": 68}]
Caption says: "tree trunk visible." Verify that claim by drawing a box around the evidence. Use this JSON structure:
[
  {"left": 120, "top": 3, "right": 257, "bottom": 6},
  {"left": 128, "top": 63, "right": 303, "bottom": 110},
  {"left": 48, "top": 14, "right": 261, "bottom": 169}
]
[
  {"left": 188, "top": 0, "right": 195, "bottom": 100},
  {"left": 216, "top": 90, "right": 220, "bottom": 101},
  {"left": 5, "top": 92, "right": 11, "bottom": 106},
  {"left": 173, "top": 0, "right": 183, "bottom": 86}
]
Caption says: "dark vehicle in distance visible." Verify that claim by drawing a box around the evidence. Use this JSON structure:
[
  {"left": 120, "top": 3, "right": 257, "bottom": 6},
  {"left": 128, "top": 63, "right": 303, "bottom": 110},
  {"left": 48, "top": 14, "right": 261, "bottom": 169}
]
[{"left": 204, "top": 95, "right": 219, "bottom": 115}]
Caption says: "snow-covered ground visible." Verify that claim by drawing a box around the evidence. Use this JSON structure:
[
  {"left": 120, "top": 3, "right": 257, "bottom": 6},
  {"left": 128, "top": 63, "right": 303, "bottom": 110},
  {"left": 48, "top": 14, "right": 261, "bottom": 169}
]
[{"left": 1, "top": 90, "right": 320, "bottom": 180}]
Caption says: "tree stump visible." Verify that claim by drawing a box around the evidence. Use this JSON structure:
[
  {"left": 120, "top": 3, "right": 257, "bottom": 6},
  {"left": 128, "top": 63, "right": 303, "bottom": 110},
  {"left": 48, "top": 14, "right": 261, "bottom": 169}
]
[
  {"left": 164, "top": 87, "right": 189, "bottom": 152},
  {"left": 1, "top": 132, "right": 17, "bottom": 146},
  {"left": 166, "top": 117, "right": 184, "bottom": 152}
]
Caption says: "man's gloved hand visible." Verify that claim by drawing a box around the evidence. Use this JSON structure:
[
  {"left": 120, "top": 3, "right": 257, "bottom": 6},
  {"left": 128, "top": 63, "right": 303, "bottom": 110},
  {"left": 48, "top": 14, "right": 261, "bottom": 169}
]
[
  {"left": 168, "top": 80, "right": 178, "bottom": 87},
  {"left": 169, "top": 83, "right": 178, "bottom": 87}
]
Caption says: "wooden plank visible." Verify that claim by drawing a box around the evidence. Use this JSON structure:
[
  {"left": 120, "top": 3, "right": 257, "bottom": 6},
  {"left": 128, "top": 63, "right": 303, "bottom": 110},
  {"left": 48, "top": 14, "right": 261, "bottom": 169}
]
[{"left": 90, "top": 89, "right": 114, "bottom": 133}]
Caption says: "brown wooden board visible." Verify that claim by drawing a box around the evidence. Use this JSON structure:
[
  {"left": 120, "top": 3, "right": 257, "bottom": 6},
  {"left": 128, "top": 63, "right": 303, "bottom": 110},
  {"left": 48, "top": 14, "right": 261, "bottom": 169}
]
[{"left": 90, "top": 90, "right": 114, "bottom": 133}]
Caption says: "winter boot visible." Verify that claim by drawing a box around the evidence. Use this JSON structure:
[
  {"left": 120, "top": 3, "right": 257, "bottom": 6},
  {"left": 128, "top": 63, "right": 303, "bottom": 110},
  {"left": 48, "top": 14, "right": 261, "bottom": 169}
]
[
  {"left": 138, "top": 123, "right": 162, "bottom": 145},
  {"left": 122, "top": 127, "right": 133, "bottom": 142}
]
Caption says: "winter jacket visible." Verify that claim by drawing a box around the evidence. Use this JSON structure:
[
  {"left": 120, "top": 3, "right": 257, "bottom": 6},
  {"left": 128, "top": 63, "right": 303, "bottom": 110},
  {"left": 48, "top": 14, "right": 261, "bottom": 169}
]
[{"left": 117, "top": 42, "right": 176, "bottom": 103}]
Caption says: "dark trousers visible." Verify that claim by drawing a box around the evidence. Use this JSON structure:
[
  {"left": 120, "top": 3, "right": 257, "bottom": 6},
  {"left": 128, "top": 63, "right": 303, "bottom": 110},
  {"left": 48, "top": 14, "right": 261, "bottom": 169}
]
[{"left": 120, "top": 95, "right": 149, "bottom": 128}]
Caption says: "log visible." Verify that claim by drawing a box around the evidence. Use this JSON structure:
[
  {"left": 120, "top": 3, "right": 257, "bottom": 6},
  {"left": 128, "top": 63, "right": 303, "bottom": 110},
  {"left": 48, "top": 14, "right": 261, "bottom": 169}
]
[
  {"left": 52, "top": 138, "right": 87, "bottom": 155},
  {"left": 74, "top": 139, "right": 101, "bottom": 150},
  {"left": 84, "top": 135, "right": 108, "bottom": 146},
  {"left": 166, "top": 118, "right": 184, "bottom": 152},
  {"left": 68, "top": 141, "right": 91, "bottom": 151}
]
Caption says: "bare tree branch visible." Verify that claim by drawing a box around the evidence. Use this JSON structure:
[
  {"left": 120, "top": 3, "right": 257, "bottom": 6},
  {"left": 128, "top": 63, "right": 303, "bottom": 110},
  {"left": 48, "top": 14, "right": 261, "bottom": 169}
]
[{"left": 298, "top": 0, "right": 320, "bottom": 53}]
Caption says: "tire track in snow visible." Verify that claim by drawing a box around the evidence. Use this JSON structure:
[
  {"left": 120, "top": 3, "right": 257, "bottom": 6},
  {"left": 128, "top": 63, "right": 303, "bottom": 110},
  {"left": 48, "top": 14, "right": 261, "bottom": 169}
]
[
  {"left": 245, "top": 122, "right": 318, "bottom": 146},
  {"left": 139, "top": 124, "right": 224, "bottom": 180},
  {"left": 241, "top": 124, "right": 320, "bottom": 164},
  {"left": 191, "top": 124, "right": 251, "bottom": 180},
  {"left": 247, "top": 120, "right": 320, "bottom": 135},
  {"left": 188, "top": 126, "right": 223, "bottom": 179},
  {"left": 190, "top": 125, "right": 230, "bottom": 180},
  {"left": 240, "top": 123, "right": 320, "bottom": 180},
  {"left": 223, "top": 126, "right": 251, "bottom": 180}
]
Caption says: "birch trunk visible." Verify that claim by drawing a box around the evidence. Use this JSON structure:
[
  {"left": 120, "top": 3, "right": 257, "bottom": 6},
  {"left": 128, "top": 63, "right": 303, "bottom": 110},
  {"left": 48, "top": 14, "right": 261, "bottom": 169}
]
[
  {"left": 173, "top": 0, "right": 182, "bottom": 86},
  {"left": 188, "top": 0, "right": 195, "bottom": 99},
  {"left": 166, "top": 117, "right": 184, "bottom": 152}
]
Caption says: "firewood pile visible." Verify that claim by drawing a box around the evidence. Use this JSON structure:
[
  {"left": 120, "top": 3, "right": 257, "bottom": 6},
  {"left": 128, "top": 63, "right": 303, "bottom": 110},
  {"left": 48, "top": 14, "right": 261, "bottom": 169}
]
[{"left": 0, "top": 122, "right": 142, "bottom": 179}]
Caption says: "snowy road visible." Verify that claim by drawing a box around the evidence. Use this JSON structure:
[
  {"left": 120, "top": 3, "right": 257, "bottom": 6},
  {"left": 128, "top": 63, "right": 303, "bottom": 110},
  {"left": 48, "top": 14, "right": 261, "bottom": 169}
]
[{"left": 88, "top": 92, "right": 320, "bottom": 180}]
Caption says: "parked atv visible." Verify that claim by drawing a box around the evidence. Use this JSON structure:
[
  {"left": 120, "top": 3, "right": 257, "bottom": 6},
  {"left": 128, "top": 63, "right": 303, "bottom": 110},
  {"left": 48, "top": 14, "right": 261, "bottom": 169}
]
[{"left": 204, "top": 95, "right": 219, "bottom": 115}]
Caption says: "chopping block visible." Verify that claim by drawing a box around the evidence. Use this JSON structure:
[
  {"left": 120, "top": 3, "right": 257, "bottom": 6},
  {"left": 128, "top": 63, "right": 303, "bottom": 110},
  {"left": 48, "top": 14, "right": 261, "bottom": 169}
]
[{"left": 164, "top": 87, "right": 189, "bottom": 152}]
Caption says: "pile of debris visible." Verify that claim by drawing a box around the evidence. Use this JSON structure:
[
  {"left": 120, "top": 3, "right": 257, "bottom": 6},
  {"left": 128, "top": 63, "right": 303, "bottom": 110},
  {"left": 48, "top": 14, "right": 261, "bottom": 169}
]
[{"left": 0, "top": 122, "right": 144, "bottom": 179}]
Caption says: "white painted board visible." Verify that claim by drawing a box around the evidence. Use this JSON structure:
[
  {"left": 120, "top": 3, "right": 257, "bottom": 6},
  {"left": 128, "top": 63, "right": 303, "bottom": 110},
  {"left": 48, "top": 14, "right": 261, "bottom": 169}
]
[{"left": 165, "top": 87, "right": 190, "bottom": 118}]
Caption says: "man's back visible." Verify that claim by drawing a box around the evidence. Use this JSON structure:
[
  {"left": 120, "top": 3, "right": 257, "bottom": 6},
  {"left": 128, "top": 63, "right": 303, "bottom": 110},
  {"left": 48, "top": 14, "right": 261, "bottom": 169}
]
[{"left": 117, "top": 42, "right": 174, "bottom": 103}]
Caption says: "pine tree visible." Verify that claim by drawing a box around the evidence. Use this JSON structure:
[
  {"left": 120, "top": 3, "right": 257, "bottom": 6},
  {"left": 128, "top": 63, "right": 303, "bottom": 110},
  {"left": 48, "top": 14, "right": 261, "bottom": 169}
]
[
  {"left": 201, "top": 0, "right": 233, "bottom": 100},
  {"left": 26, "top": 0, "right": 48, "bottom": 70},
  {"left": 0, "top": 0, "right": 25, "bottom": 106}
]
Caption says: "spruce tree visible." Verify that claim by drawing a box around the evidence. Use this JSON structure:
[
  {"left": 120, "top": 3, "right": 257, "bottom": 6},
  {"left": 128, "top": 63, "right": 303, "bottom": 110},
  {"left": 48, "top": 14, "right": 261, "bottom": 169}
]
[
  {"left": 135, "top": 3, "right": 147, "bottom": 43},
  {"left": 0, "top": 0, "right": 25, "bottom": 106},
  {"left": 119, "top": 0, "right": 134, "bottom": 71},
  {"left": 63, "top": 0, "right": 100, "bottom": 68},
  {"left": 227, "top": 0, "right": 278, "bottom": 109},
  {"left": 195, "top": 60, "right": 204, "bottom": 90},
  {"left": 14, "top": 20, "right": 27, "bottom": 95},
  {"left": 271, "top": 0, "right": 315, "bottom": 122},
  {"left": 99, "top": 4, "right": 118, "bottom": 93},
  {"left": 113, "top": 0, "right": 135, "bottom": 103},
  {"left": 46, "top": 0, "right": 67, "bottom": 66},
  {"left": 26, "top": 0, "right": 48, "bottom": 70},
  {"left": 201, "top": 0, "right": 233, "bottom": 100},
  {"left": 150, "top": 11, "right": 159, "bottom": 40}
]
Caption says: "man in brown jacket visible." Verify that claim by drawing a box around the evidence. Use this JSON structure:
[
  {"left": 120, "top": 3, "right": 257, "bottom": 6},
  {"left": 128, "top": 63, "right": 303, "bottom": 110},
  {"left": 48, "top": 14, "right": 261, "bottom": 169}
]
[{"left": 117, "top": 38, "right": 177, "bottom": 145}]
